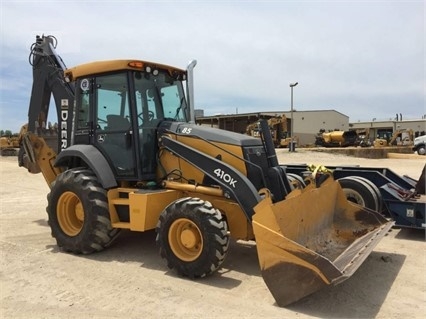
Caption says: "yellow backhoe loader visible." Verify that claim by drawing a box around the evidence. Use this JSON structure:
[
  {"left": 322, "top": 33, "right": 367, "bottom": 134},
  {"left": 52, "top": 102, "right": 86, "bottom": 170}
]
[
  {"left": 19, "top": 35, "right": 392, "bottom": 307},
  {"left": 0, "top": 135, "right": 20, "bottom": 156},
  {"left": 373, "top": 129, "right": 414, "bottom": 148},
  {"left": 246, "top": 114, "right": 297, "bottom": 148}
]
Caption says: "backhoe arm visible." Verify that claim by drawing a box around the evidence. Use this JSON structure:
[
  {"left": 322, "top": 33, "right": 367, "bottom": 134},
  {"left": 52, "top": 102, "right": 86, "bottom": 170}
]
[
  {"left": 19, "top": 35, "right": 75, "bottom": 182},
  {"left": 27, "top": 35, "right": 74, "bottom": 137}
]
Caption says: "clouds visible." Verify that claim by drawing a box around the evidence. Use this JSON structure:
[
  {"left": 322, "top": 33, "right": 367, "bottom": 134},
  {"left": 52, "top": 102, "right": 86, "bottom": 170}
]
[{"left": 0, "top": 1, "right": 424, "bottom": 133}]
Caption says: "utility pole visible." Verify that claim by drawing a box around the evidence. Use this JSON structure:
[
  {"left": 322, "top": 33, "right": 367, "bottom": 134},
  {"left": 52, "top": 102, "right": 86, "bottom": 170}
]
[{"left": 289, "top": 82, "right": 298, "bottom": 152}]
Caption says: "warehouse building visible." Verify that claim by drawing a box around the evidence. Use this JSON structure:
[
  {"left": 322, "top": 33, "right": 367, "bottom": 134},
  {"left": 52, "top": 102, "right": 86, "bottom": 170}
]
[
  {"left": 195, "top": 109, "right": 349, "bottom": 146},
  {"left": 195, "top": 109, "right": 426, "bottom": 147},
  {"left": 349, "top": 118, "right": 426, "bottom": 143}
]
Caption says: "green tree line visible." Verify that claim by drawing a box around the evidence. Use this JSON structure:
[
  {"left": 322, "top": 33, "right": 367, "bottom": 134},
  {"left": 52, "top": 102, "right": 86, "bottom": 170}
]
[{"left": 0, "top": 130, "right": 17, "bottom": 137}]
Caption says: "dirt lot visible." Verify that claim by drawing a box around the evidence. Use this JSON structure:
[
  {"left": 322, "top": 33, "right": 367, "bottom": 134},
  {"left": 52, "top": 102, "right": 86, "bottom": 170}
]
[{"left": 1, "top": 150, "right": 425, "bottom": 319}]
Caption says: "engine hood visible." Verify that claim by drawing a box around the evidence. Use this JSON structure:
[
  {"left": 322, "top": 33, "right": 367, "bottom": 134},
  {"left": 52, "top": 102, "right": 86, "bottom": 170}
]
[{"left": 159, "top": 121, "right": 263, "bottom": 147}]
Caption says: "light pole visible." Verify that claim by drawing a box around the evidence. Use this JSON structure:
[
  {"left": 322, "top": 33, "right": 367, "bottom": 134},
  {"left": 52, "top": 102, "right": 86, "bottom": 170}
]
[{"left": 289, "top": 82, "right": 298, "bottom": 152}]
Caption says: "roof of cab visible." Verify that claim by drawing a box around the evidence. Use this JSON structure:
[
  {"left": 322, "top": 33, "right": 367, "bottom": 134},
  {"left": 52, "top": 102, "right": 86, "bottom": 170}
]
[{"left": 64, "top": 59, "right": 186, "bottom": 81}]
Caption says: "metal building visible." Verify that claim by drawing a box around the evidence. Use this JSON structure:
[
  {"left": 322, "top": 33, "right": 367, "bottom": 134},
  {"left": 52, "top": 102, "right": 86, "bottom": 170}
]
[
  {"left": 196, "top": 109, "right": 426, "bottom": 147},
  {"left": 349, "top": 119, "right": 426, "bottom": 143},
  {"left": 196, "top": 110, "right": 349, "bottom": 146}
]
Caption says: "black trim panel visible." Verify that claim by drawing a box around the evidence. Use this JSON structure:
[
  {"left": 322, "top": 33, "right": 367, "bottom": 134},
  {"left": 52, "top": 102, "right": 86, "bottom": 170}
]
[
  {"left": 55, "top": 144, "right": 117, "bottom": 189},
  {"left": 161, "top": 136, "right": 261, "bottom": 220}
]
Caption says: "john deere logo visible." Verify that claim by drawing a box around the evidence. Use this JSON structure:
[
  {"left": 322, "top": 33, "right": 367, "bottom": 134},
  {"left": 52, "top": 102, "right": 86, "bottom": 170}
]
[{"left": 80, "top": 79, "right": 90, "bottom": 91}]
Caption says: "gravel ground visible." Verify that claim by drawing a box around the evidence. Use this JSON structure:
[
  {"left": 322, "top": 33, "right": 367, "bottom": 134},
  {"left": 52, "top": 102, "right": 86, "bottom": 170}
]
[{"left": 1, "top": 151, "right": 425, "bottom": 319}]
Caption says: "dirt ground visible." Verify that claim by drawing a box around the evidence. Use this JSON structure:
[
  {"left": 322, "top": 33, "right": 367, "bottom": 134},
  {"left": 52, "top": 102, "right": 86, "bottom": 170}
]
[{"left": 1, "top": 150, "right": 425, "bottom": 319}]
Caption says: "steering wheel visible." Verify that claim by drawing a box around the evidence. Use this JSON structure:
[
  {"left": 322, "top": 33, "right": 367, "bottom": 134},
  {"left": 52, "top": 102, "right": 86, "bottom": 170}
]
[
  {"left": 138, "top": 111, "right": 155, "bottom": 125},
  {"left": 96, "top": 118, "right": 108, "bottom": 129}
]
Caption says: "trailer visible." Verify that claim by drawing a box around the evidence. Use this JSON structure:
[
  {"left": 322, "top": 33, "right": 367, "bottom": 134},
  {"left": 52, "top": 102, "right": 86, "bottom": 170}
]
[{"left": 285, "top": 164, "right": 426, "bottom": 230}]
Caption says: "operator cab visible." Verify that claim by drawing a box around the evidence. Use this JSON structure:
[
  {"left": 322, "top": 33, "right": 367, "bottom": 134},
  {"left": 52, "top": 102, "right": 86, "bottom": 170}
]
[{"left": 70, "top": 60, "right": 188, "bottom": 182}]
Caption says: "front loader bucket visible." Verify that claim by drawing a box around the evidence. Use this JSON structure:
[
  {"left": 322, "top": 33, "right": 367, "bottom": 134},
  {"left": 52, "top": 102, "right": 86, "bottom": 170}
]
[{"left": 252, "top": 177, "right": 393, "bottom": 307}]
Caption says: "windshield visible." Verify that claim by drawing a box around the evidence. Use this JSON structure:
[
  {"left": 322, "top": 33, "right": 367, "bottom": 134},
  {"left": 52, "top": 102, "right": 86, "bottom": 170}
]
[{"left": 134, "top": 70, "right": 188, "bottom": 123}]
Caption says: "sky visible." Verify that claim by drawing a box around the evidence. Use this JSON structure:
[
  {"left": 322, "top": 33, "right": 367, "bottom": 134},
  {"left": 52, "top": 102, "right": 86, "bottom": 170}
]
[{"left": 0, "top": 0, "right": 424, "bottom": 133}]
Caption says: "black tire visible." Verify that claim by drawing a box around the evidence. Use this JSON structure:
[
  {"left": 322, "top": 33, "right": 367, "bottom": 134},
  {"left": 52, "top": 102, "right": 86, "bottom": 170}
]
[
  {"left": 47, "top": 168, "right": 120, "bottom": 254},
  {"left": 350, "top": 176, "right": 383, "bottom": 213},
  {"left": 417, "top": 145, "right": 426, "bottom": 156},
  {"left": 155, "top": 197, "right": 229, "bottom": 278},
  {"left": 287, "top": 173, "right": 306, "bottom": 189},
  {"left": 338, "top": 176, "right": 379, "bottom": 211}
]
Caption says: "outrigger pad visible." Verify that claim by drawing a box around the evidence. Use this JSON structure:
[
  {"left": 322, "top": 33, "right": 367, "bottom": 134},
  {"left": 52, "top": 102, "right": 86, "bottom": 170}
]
[{"left": 252, "top": 178, "right": 393, "bottom": 306}]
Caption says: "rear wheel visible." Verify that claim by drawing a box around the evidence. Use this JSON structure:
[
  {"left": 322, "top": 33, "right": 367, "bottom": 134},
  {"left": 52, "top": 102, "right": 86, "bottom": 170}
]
[
  {"left": 156, "top": 197, "right": 229, "bottom": 278},
  {"left": 351, "top": 176, "right": 383, "bottom": 213},
  {"left": 417, "top": 145, "right": 426, "bottom": 155},
  {"left": 47, "top": 168, "right": 120, "bottom": 254},
  {"left": 338, "top": 176, "right": 379, "bottom": 211},
  {"left": 287, "top": 173, "right": 306, "bottom": 190}
]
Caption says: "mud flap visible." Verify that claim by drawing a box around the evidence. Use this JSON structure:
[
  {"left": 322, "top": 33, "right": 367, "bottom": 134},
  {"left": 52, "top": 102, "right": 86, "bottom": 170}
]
[{"left": 252, "top": 178, "right": 393, "bottom": 307}]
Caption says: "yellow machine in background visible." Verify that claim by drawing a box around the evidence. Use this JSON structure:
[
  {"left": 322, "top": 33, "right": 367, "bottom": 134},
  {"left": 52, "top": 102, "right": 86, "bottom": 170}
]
[
  {"left": 0, "top": 135, "right": 19, "bottom": 156},
  {"left": 246, "top": 115, "right": 298, "bottom": 148},
  {"left": 355, "top": 128, "right": 371, "bottom": 147},
  {"left": 315, "top": 129, "right": 359, "bottom": 147},
  {"left": 19, "top": 35, "right": 392, "bottom": 307},
  {"left": 374, "top": 129, "right": 414, "bottom": 147}
]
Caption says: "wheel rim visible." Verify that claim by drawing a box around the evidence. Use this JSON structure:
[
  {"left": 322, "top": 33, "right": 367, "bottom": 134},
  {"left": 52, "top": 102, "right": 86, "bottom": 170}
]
[
  {"left": 57, "top": 191, "right": 84, "bottom": 236},
  {"left": 168, "top": 218, "right": 203, "bottom": 262},
  {"left": 343, "top": 189, "right": 365, "bottom": 206}
]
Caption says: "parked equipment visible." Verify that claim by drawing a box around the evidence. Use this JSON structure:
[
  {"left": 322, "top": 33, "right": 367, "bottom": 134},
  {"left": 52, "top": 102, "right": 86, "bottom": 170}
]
[
  {"left": 246, "top": 115, "right": 297, "bottom": 148},
  {"left": 315, "top": 129, "right": 358, "bottom": 147},
  {"left": 413, "top": 135, "right": 426, "bottom": 155},
  {"left": 0, "top": 136, "right": 19, "bottom": 156},
  {"left": 373, "top": 129, "right": 414, "bottom": 148},
  {"left": 19, "top": 35, "right": 393, "bottom": 307},
  {"left": 355, "top": 128, "right": 371, "bottom": 147}
]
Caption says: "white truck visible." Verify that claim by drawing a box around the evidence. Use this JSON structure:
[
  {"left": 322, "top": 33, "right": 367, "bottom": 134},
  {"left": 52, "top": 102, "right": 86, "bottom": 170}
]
[{"left": 413, "top": 135, "right": 426, "bottom": 155}]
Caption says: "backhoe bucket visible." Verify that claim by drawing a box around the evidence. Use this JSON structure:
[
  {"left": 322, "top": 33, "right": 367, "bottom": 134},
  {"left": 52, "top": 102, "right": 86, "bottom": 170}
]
[{"left": 252, "top": 177, "right": 393, "bottom": 307}]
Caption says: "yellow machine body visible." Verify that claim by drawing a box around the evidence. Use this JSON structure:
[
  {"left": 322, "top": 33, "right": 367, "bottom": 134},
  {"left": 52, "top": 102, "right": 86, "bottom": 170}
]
[
  {"left": 0, "top": 136, "right": 20, "bottom": 156},
  {"left": 322, "top": 131, "right": 346, "bottom": 143},
  {"left": 20, "top": 34, "right": 394, "bottom": 307},
  {"left": 21, "top": 94, "right": 392, "bottom": 307}
]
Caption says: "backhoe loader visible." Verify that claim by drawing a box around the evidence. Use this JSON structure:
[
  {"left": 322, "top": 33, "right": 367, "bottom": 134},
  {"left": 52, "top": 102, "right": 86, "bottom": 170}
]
[
  {"left": 373, "top": 129, "right": 414, "bottom": 148},
  {"left": 19, "top": 35, "right": 393, "bottom": 307},
  {"left": 0, "top": 135, "right": 19, "bottom": 156},
  {"left": 246, "top": 114, "right": 297, "bottom": 148}
]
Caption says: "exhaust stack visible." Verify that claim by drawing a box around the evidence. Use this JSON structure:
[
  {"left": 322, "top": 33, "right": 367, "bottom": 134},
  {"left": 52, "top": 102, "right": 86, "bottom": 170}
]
[{"left": 186, "top": 59, "right": 197, "bottom": 123}]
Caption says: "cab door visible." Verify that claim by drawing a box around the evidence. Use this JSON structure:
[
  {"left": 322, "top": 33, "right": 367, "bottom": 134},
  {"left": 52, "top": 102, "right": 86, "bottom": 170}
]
[{"left": 93, "top": 73, "right": 136, "bottom": 177}]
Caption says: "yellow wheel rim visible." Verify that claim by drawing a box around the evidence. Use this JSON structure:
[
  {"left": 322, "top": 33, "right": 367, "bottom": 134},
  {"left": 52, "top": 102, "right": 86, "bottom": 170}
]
[
  {"left": 57, "top": 191, "right": 84, "bottom": 236},
  {"left": 168, "top": 218, "right": 203, "bottom": 262}
]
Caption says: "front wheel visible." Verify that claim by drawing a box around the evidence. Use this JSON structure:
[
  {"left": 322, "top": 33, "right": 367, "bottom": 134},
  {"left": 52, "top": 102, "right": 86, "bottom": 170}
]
[
  {"left": 417, "top": 145, "right": 426, "bottom": 156},
  {"left": 47, "top": 168, "right": 120, "bottom": 254},
  {"left": 155, "top": 197, "right": 229, "bottom": 278}
]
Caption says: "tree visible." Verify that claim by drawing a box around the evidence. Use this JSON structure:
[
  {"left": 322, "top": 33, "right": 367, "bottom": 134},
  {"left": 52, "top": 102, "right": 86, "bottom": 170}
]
[{"left": 0, "top": 130, "right": 13, "bottom": 137}]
